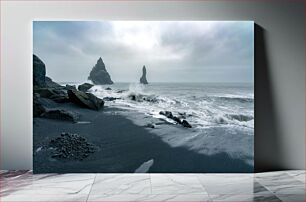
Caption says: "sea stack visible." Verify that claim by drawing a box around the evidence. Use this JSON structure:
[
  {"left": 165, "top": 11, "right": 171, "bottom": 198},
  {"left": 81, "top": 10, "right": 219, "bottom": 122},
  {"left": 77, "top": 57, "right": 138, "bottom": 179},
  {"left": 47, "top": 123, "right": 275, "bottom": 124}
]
[
  {"left": 88, "top": 57, "right": 113, "bottom": 85},
  {"left": 140, "top": 65, "right": 148, "bottom": 84}
]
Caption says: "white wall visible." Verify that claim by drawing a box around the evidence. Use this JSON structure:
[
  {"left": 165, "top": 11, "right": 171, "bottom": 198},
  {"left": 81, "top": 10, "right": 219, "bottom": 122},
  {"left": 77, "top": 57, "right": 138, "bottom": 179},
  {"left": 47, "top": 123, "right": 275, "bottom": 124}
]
[{"left": 1, "top": 0, "right": 304, "bottom": 170}]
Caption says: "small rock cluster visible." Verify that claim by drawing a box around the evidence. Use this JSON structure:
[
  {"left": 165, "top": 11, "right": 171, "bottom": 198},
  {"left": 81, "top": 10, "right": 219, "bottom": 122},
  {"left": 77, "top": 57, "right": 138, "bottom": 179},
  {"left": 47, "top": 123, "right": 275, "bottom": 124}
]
[
  {"left": 159, "top": 111, "right": 192, "bottom": 128},
  {"left": 49, "top": 133, "right": 97, "bottom": 161}
]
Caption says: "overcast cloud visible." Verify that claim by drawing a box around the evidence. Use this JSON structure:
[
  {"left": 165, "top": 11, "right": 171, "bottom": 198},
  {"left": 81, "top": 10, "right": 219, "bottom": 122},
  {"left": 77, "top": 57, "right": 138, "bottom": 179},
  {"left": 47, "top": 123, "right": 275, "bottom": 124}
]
[{"left": 33, "top": 21, "right": 254, "bottom": 83}]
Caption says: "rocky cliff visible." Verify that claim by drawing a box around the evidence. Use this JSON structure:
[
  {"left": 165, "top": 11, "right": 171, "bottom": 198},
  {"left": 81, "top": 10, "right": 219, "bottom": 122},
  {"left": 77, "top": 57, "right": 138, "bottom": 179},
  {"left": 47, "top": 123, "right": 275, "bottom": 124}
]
[
  {"left": 88, "top": 57, "right": 113, "bottom": 85},
  {"left": 33, "top": 54, "right": 104, "bottom": 115},
  {"left": 33, "top": 55, "right": 46, "bottom": 87},
  {"left": 140, "top": 65, "right": 148, "bottom": 84}
]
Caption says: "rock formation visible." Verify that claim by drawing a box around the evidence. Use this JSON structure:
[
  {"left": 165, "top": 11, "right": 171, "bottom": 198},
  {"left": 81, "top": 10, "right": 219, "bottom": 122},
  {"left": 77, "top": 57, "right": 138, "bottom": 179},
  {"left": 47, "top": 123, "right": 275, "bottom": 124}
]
[
  {"left": 159, "top": 111, "right": 192, "bottom": 128},
  {"left": 33, "top": 54, "right": 104, "bottom": 114},
  {"left": 88, "top": 57, "right": 113, "bottom": 85},
  {"left": 140, "top": 65, "right": 148, "bottom": 84},
  {"left": 33, "top": 55, "right": 46, "bottom": 87}
]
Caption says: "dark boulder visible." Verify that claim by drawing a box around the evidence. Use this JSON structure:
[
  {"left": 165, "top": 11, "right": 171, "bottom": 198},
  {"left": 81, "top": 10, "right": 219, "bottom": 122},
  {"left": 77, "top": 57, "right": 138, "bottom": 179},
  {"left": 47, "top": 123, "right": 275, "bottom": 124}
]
[
  {"left": 159, "top": 110, "right": 192, "bottom": 128},
  {"left": 37, "top": 97, "right": 59, "bottom": 108},
  {"left": 66, "top": 84, "right": 77, "bottom": 91},
  {"left": 105, "top": 87, "right": 112, "bottom": 90},
  {"left": 33, "top": 93, "right": 46, "bottom": 117},
  {"left": 88, "top": 57, "right": 113, "bottom": 85},
  {"left": 78, "top": 83, "right": 93, "bottom": 92},
  {"left": 45, "top": 77, "right": 64, "bottom": 89},
  {"left": 130, "top": 95, "right": 136, "bottom": 101},
  {"left": 68, "top": 90, "right": 104, "bottom": 110},
  {"left": 181, "top": 120, "right": 192, "bottom": 128},
  {"left": 159, "top": 111, "right": 173, "bottom": 119},
  {"left": 34, "top": 88, "right": 55, "bottom": 98},
  {"left": 41, "top": 109, "right": 79, "bottom": 122},
  {"left": 178, "top": 112, "right": 187, "bottom": 119},
  {"left": 172, "top": 116, "right": 182, "bottom": 124},
  {"left": 34, "top": 88, "right": 69, "bottom": 103},
  {"left": 145, "top": 123, "right": 155, "bottom": 129},
  {"left": 33, "top": 55, "right": 46, "bottom": 87},
  {"left": 140, "top": 65, "right": 148, "bottom": 84}
]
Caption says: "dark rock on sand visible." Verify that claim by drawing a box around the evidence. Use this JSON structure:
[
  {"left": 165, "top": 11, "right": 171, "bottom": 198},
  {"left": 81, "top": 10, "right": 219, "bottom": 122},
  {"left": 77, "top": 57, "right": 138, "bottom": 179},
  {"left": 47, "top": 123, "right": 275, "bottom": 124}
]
[
  {"left": 66, "top": 84, "right": 77, "bottom": 91},
  {"left": 159, "top": 111, "right": 192, "bottom": 128},
  {"left": 178, "top": 112, "right": 187, "bottom": 119},
  {"left": 33, "top": 93, "right": 46, "bottom": 117},
  {"left": 49, "top": 132, "right": 97, "bottom": 161},
  {"left": 37, "top": 97, "right": 59, "bottom": 108},
  {"left": 78, "top": 83, "right": 93, "bottom": 92},
  {"left": 88, "top": 57, "right": 113, "bottom": 85},
  {"left": 68, "top": 90, "right": 104, "bottom": 110},
  {"left": 140, "top": 65, "right": 148, "bottom": 84},
  {"left": 145, "top": 123, "right": 155, "bottom": 129},
  {"left": 127, "top": 93, "right": 158, "bottom": 103},
  {"left": 33, "top": 55, "right": 46, "bottom": 87},
  {"left": 45, "top": 77, "right": 64, "bottom": 89},
  {"left": 129, "top": 94, "right": 137, "bottom": 101},
  {"left": 159, "top": 111, "right": 174, "bottom": 119},
  {"left": 41, "top": 109, "right": 79, "bottom": 122},
  {"left": 34, "top": 88, "right": 69, "bottom": 103},
  {"left": 143, "top": 96, "right": 158, "bottom": 103},
  {"left": 181, "top": 120, "right": 192, "bottom": 128}
]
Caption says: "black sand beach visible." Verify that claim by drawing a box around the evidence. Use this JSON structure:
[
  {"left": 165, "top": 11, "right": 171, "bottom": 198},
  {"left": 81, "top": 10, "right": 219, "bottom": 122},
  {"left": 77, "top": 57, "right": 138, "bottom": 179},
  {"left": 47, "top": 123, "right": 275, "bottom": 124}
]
[{"left": 34, "top": 102, "right": 253, "bottom": 173}]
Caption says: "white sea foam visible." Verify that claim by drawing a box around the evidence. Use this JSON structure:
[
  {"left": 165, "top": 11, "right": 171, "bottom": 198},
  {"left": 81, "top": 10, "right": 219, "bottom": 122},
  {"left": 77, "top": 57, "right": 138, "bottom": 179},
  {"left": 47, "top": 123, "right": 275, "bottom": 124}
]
[{"left": 88, "top": 83, "right": 254, "bottom": 131}]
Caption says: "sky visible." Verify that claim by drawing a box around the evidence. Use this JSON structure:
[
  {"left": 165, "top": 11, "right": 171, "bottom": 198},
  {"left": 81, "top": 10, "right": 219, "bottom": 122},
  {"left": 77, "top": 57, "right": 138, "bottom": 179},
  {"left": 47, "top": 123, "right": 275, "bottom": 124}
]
[{"left": 33, "top": 21, "right": 254, "bottom": 83}]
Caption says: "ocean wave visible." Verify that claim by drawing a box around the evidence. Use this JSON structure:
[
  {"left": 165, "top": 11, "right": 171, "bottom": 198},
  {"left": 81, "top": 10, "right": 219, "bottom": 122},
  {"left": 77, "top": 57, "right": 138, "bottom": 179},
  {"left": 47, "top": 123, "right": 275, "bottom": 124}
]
[
  {"left": 89, "top": 83, "right": 254, "bottom": 130},
  {"left": 213, "top": 113, "right": 254, "bottom": 129},
  {"left": 216, "top": 96, "right": 254, "bottom": 103},
  {"left": 226, "top": 114, "right": 253, "bottom": 122}
]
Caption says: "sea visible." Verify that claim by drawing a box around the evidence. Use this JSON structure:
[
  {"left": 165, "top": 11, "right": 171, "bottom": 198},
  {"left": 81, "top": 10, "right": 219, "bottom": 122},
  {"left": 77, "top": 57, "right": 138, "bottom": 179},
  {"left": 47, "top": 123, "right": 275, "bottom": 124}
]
[{"left": 89, "top": 82, "right": 254, "bottom": 131}]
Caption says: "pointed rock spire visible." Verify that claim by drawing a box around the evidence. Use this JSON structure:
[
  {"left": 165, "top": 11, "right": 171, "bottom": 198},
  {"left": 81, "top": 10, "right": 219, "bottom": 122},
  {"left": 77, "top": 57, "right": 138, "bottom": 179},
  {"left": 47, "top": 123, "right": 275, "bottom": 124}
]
[
  {"left": 88, "top": 57, "right": 113, "bottom": 85},
  {"left": 140, "top": 65, "right": 148, "bottom": 84}
]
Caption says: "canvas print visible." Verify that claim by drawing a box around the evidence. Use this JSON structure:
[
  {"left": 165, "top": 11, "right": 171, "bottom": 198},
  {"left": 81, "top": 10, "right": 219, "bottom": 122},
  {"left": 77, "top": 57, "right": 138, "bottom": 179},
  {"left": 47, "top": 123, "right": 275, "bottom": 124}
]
[{"left": 33, "top": 21, "right": 254, "bottom": 173}]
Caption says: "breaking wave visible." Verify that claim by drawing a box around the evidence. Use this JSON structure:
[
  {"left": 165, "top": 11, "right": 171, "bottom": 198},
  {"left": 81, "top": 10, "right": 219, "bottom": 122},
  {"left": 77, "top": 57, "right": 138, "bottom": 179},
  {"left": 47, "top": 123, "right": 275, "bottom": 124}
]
[{"left": 89, "top": 83, "right": 254, "bottom": 131}]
